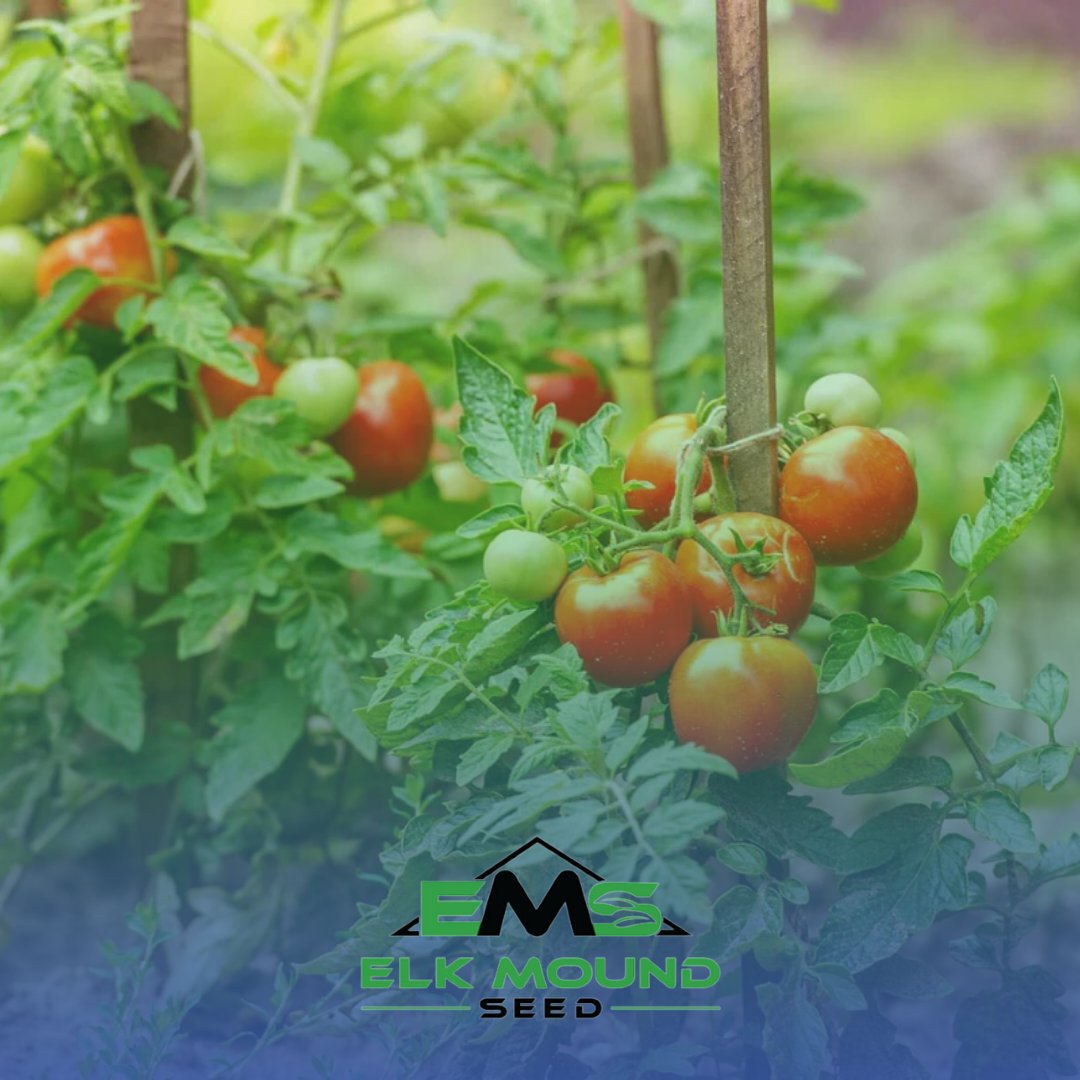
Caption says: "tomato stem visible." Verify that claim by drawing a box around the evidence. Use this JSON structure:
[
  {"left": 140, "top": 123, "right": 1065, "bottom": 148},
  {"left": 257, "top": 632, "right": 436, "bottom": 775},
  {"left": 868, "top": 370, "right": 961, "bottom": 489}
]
[{"left": 115, "top": 124, "right": 165, "bottom": 284}]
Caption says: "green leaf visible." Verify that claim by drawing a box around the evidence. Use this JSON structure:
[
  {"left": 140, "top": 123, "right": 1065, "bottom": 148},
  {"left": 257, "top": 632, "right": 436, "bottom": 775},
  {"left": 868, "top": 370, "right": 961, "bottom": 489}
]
[
  {"left": 456, "top": 733, "right": 515, "bottom": 786},
  {"left": 455, "top": 337, "right": 552, "bottom": 484},
  {"left": 0, "top": 358, "right": 97, "bottom": 478},
  {"left": 965, "top": 792, "right": 1038, "bottom": 853},
  {"left": 559, "top": 401, "right": 620, "bottom": 474},
  {"left": 811, "top": 964, "right": 868, "bottom": 1011},
  {"left": 949, "top": 381, "right": 1064, "bottom": 574},
  {"left": 166, "top": 217, "right": 249, "bottom": 261},
  {"left": 254, "top": 474, "right": 344, "bottom": 508},
  {"left": 818, "top": 614, "right": 880, "bottom": 693},
  {"left": 456, "top": 503, "right": 523, "bottom": 539},
  {"left": 717, "top": 842, "right": 767, "bottom": 877},
  {"left": 887, "top": 569, "right": 948, "bottom": 597},
  {"left": 626, "top": 742, "right": 736, "bottom": 781},
  {"left": 760, "top": 977, "right": 830, "bottom": 1080},
  {"left": 935, "top": 597, "right": 996, "bottom": 667},
  {"left": 0, "top": 603, "right": 66, "bottom": 694},
  {"left": 284, "top": 509, "right": 429, "bottom": 579},
  {"left": 844, "top": 756, "right": 953, "bottom": 795},
  {"left": 146, "top": 276, "right": 254, "bottom": 382},
  {"left": 205, "top": 676, "right": 306, "bottom": 820},
  {"left": 65, "top": 619, "right": 145, "bottom": 752},
  {"left": 816, "top": 805, "right": 973, "bottom": 972},
  {"left": 1022, "top": 663, "right": 1069, "bottom": 733},
  {"left": 643, "top": 799, "right": 724, "bottom": 843},
  {"left": 0, "top": 271, "right": 99, "bottom": 369},
  {"left": 791, "top": 725, "right": 909, "bottom": 789},
  {"left": 699, "top": 884, "right": 783, "bottom": 965},
  {"left": 656, "top": 292, "right": 724, "bottom": 376},
  {"left": 943, "top": 672, "right": 1021, "bottom": 711}
]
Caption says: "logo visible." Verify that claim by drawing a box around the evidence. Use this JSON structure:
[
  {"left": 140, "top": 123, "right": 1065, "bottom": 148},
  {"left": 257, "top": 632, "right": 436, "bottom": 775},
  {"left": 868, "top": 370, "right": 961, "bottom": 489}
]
[
  {"left": 358, "top": 838, "right": 722, "bottom": 1023},
  {"left": 393, "top": 836, "right": 689, "bottom": 938}
]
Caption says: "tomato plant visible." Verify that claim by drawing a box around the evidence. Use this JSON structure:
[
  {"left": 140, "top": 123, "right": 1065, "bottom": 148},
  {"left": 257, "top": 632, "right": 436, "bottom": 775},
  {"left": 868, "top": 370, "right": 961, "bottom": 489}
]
[
  {"left": 669, "top": 635, "right": 818, "bottom": 772},
  {"left": 779, "top": 425, "right": 918, "bottom": 565},
  {"left": 0, "top": 5, "right": 1075, "bottom": 1080},
  {"left": 675, "top": 511, "right": 816, "bottom": 635}
]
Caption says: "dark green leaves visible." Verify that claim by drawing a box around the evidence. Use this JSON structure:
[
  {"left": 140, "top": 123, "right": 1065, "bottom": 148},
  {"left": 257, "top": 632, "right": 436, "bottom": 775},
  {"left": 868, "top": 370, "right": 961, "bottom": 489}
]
[
  {"left": 455, "top": 337, "right": 552, "bottom": 483},
  {"left": 817, "top": 805, "right": 973, "bottom": 972},
  {"left": 964, "top": 792, "right": 1038, "bottom": 854},
  {"left": 818, "top": 613, "right": 923, "bottom": 692},
  {"left": 950, "top": 381, "right": 1064, "bottom": 574},
  {"left": 204, "top": 676, "right": 306, "bottom": 821}
]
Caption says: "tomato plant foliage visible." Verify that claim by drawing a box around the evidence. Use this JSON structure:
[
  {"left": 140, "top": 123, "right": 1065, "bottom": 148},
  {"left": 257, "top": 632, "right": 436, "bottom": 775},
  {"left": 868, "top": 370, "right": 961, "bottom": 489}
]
[{"left": 0, "top": 3, "right": 1076, "bottom": 1078}]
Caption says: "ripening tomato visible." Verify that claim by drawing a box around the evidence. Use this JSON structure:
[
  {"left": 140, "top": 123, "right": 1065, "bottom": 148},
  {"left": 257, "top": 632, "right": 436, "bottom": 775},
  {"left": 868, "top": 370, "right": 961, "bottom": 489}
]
[
  {"left": 676, "top": 512, "right": 816, "bottom": 636},
  {"left": 624, "top": 414, "right": 711, "bottom": 528},
  {"left": 0, "top": 134, "right": 64, "bottom": 226},
  {"left": 0, "top": 225, "right": 43, "bottom": 308},
  {"left": 36, "top": 215, "right": 175, "bottom": 328},
  {"left": 669, "top": 636, "right": 817, "bottom": 772},
  {"left": 779, "top": 426, "right": 917, "bottom": 566},
  {"left": 554, "top": 550, "right": 692, "bottom": 687},
  {"left": 199, "top": 326, "right": 283, "bottom": 419},
  {"left": 331, "top": 360, "right": 434, "bottom": 496},
  {"left": 526, "top": 350, "right": 613, "bottom": 427},
  {"left": 484, "top": 529, "right": 569, "bottom": 602}
]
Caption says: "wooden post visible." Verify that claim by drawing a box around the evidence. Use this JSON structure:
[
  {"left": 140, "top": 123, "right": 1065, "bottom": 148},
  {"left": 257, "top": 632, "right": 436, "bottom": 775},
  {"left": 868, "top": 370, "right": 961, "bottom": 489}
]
[
  {"left": 716, "top": 3, "right": 777, "bottom": 1076},
  {"left": 25, "top": 0, "right": 64, "bottom": 16},
  {"left": 129, "top": 0, "right": 191, "bottom": 175},
  {"left": 618, "top": 0, "right": 679, "bottom": 385},
  {"left": 716, "top": 0, "right": 777, "bottom": 515}
]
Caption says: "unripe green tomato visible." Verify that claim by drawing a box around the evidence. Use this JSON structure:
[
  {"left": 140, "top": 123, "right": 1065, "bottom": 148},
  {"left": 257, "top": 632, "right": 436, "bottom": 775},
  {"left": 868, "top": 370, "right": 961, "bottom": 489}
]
[
  {"left": 274, "top": 357, "right": 357, "bottom": 436},
  {"left": 484, "top": 529, "right": 568, "bottom": 603},
  {"left": 804, "top": 373, "right": 883, "bottom": 428},
  {"left": 0, "top": 135, "right": 64, "bottom": 226},
  {"left": 433, "top": 460, "right": 488, "bottom": 503},
  {"left": 521, "top": 465, "right": 594, "bottom": 531},
  {"left": 0, "top": 225, "right": 43, "bottom": 308},
  {"left": 857, "top": 523, "right": 923, "bottom": 579},
  {"left": 879, "top": 426, "right": 917, "bottom": 467}
]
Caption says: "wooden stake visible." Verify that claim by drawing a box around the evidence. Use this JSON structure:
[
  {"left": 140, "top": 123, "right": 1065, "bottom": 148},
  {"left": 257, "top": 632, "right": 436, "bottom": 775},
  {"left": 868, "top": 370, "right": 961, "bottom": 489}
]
[
  {"left": 129, "top": 0, "right": 191, "bottom": 174},
  {"left": 24, "top": 0, "right": 64, "bottom": 16},
  {"left": 618, "top": 0, "right": 678, "bottom": 389},
  {"left": 715, "top": 0, "right": 777, "bottom": 515}
]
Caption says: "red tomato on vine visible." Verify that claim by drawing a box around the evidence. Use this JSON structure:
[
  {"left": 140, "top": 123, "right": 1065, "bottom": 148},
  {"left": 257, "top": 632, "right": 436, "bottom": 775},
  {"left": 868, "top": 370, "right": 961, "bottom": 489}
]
[
  {"left": 779, "top": 426, "right": 917, "bottom": 566},
  {"left": 554, "top": 550, "right": 692, "bottom": 687},
  {"left": 331, "top": 360, "right": 434, "bottom": 496},
  {"left": 676, "top": 512, "right": 816, "bottom": 636},
  {"left": 624, "top": 413, "right": 711, "bottom": 528},
  {"left": 199, "top": 326, "right": 283, "bottom": 419},
  {"left": 526, "top": 350, "right": 613, "bottom": 431},
  {"left": 36, "top": 215, "right": 175, "bottom": 328},
  {"left": 669, "top": 636, "right": 818, "bottom": 772}
]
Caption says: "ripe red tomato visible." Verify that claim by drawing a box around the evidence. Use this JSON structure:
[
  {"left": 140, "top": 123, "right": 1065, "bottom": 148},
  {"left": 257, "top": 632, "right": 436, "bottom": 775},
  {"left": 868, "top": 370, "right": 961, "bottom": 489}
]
[
  {"left": 199, "top": 326, "right": 283, "bottom": 419},
  {"left": 331, "top": 360, "right": 434, "bottom": 496},
  {"left": 676, "top": 512, "right": 815, "bottom": 636},
  {"left": 779, "top": 426, "right": 917, "bottom": 566},
  {"left": 526, "top": 350, "right": 613, "bottom": 428},
  {"left": 670, "top": 636, "right": 817, "bottom": 772},
  {"left": 554, "top": 550, "right": 692, "bottom": 687},
  {"left": 35, "top": 215, "right": 175, "bottom": 328},
  {"left": 624, "top": 413, "right": 711, "bottom": 528}
]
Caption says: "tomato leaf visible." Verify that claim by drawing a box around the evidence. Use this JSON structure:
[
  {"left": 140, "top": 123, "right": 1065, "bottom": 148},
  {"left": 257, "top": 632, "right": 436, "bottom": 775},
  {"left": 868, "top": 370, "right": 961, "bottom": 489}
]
[
  {"left": 455, "top": 337, "right": 553, "bottom": 483},
  {"left": 791, "top": 725, "right": 909, "bottom": 790},
  {"left": 965, "top": 792, "right": 1038, "bottom": 854},
  {"left": 950, "top": 380, "right": 1064, "bottom": 574}
]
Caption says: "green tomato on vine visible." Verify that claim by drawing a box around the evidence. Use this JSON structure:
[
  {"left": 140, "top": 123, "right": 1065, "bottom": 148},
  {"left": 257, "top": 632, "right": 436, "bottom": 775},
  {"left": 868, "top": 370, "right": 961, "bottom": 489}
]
[
  {"left": 804, "top": 372, "right": 883, "bottom": 429},
  {"left": 483, "top": 529, "right": 568, "bottom": 602},
  {"left": 521, "top": 464, "right": 594, "bottom": 531}
]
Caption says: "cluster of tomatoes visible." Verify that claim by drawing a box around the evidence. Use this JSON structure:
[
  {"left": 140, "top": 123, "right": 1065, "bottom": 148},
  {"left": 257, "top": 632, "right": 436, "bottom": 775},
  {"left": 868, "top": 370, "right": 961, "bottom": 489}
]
[
  {"left": 484, "top": 370, "right": 919, "bottom": 774},
  {"left": 1, "top": 132, "right": 436, "bottom": 498}
]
